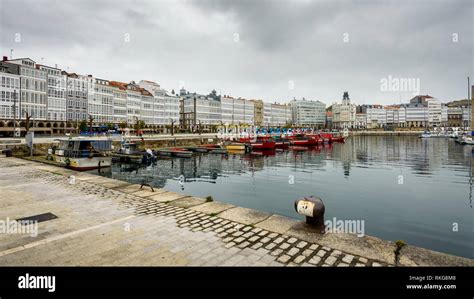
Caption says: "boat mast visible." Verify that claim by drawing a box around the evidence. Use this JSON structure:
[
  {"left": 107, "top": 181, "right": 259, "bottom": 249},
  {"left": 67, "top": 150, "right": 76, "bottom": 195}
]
[
  {"left": 469, "top": 76, "right": 472, "bottom": 208},
  {"left": 468, "top": 76, "right": 471, "bottom": 132}
]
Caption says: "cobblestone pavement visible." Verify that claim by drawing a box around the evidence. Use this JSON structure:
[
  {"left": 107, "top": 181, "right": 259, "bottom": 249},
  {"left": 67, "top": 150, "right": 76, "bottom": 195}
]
[{"left": 0, "top": 157, "right": 388, "bottom": 266}]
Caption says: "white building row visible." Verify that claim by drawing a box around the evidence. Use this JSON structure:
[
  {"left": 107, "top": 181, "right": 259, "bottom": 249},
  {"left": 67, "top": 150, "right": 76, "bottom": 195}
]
[
  {"left": 356, "top": 97, "right": 455, "bottom": 129},
  {"left": 0, "top": 57, "right": 181, "bottom": 127}
]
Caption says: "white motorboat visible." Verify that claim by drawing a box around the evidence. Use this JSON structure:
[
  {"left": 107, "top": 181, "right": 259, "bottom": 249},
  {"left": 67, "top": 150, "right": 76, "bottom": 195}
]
[
  {"left": 457, "top": 135, "right": 474, "bottom": 145},
  {"left": 50, "top": 138, "right": 113, "bottom": 170},
  {"left": 419, "top": 131, "right": 431, "bottom": 138}
]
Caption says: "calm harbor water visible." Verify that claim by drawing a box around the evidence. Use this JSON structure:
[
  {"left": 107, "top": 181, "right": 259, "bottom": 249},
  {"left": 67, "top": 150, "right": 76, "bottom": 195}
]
[{"left": 95, "top": 136, "right": 474, "bottom": 259}]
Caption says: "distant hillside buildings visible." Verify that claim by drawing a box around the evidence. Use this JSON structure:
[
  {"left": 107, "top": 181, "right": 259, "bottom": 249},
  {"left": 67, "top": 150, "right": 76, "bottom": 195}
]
[{"left": 0, "top": 55, "right": 472, "bottom": 136}]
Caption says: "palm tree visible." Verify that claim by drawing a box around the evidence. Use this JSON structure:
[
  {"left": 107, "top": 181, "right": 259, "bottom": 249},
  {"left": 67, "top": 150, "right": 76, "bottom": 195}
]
[
  {"left": 79, "top": 120, "right": 87, "bottom": 133},
  {"left": 119, "top": 121, "right": 127, "bottom": 131}
]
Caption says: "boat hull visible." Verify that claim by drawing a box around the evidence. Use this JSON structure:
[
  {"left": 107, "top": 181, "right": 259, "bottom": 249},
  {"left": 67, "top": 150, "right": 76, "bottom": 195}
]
[
  {"left": 54, "top": 155, "right": 112, "bottom": 171},
  {"left": 173, "top": 152, "right": 193, "bottom": 157},
  {"left": 111, "top": 153, "right": 143, "bottom": 163},
  {"left": 291, "top": 146, "right": 308, "bottom": 151},
  {"left": 209, "top": 148, "right": 228, "bottom": 154},
  {"left": 226, "top": 144, "right": 246, "bottom": 150},
  {"left": 289, "top": 139, "right": 315, "bottom": 146},
  {"left": 274, "top": 141, "right": 289, "bottom": 148},
  {"left": 157, "top": 150, "right": 173, "bottom": 156},
  {"left": 250, "top": 141, "right": 275, "bottom": 150},
  {"left": 195, "top": 147, "right": 209, "bottom": 153}
]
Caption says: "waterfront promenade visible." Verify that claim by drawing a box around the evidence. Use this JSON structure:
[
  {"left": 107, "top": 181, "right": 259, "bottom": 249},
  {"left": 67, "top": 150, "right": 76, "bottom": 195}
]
[
  {"left": 0, "top": 156, "right": 472, "bottom": 267},
  {"left": 0, "top": 133, "right": 220, "bottom": 146}
]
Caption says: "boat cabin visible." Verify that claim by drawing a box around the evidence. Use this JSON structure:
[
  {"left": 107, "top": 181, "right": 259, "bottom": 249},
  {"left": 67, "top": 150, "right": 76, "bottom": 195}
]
[{"left": 57, "top": 139, "right": 113, "bottom": 158}]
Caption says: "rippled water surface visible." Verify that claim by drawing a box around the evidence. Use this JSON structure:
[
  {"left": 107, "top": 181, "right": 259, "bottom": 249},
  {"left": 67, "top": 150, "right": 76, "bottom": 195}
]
[{"left": 96, "top": 136, "right": 474, "bottom": 258}]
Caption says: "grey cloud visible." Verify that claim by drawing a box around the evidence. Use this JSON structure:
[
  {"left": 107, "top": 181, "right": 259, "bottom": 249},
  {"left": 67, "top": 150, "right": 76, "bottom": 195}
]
[{"left": 0, "top": 0, "right": 472, "bottom": 104}]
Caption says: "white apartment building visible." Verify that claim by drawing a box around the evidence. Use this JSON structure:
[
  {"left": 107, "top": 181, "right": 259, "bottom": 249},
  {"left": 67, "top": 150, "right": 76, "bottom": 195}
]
[
  {"left": 109, "top": 81, "right": 127, "bottom": 124},
  {"left": 88, "top": 77, "right": 114, "bottom": 123},
  {"left": 427, "top": 98, "right": 442, "bottom": 127},
  {"left": 263, "top": 102, "right": 289, "bottom": 126},
  {"left": 140, "top": 90, "right": 154, "bottom": 126},
  {"left": 355, "top": 113, "right": 367, "bottom": 129},
  {"left": 289, "top": 98, "right": 326, "bottom": 127},
  {"left": 441, "top": 104, "right": 448, "bottom": 126},
  {"left": 405, "top": 95, "right": 444, "bottom": 128},
  {"left": 124, "top": 82, "right": 142, "bottom": 124},
  {"left": 65, "top": 72, "right": 89, "bottom": 123},
  {"left": 233, "top": 98, "right": 245, "bottom": 124},
  {"left": 333, "top": 92, "right": 356, "bottom": 129},
  {"left": 385, "top": 106, "right": 406, "bottom": 128},
  {"left": 245, "top": 100, "right": 255, "bottom": 125},
  {"left": 38, "top": 65, "right": 67, "bottom": 121},
  {"left": 221, "top": 96, "right": 233, "bottom": 124},
  {"left": 462, "top": 106, "right": 471, "bottom": 128},
  {"left": 139, "top": 80, "right": 180, "bottom": 125},
  {"left": 182, "top": 92, "right": 221, "bottom": 126},
  {"left": 221, "top": 96, "right": 255, "bottom": 125},
  {"left": 7, "top": 58, "right": 47, "bottom": 120},
  {"left": 163, "top": 93, "right": 180, "bottom": 125},
  {"left": 365, "top": 105, "right": 386, "bottom": 128},
  {"left": 405, "top": 104, "right": 428, "bottom": 128},
  {"left": 0, "top": 61, "right": 20, "bottom": 120}
]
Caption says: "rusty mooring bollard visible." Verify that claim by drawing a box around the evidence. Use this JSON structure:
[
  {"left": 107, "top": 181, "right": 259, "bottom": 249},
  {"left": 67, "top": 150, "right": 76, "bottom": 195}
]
[{"left": 294, "top": 196, "right": 325, "bottom": 229}]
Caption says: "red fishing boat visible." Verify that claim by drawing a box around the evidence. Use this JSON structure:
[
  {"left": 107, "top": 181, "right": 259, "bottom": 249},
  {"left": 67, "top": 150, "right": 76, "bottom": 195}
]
[
  {"left": 289, "top": 134, "right": 316, "bottom": 146},
  {"left": 239, "top": 136, "right": 275, "bottom": 150},
  {"left": 291, "top": 146, "right": 308, "bottom": 151},
  {"left": 320, "top": 133, "right": 345, "bottom": 143},
  {"left": 305, "top": 134, "right": 324, "bottom": 144},
  {"left": 272, "top": 136, "right": 290, "bottom": 148},
  {"left": 250, "top": 149, "right": 276, "bottom": 156},
  {"left": 251, "top": 137, "right": 275, "bottom": 150}
]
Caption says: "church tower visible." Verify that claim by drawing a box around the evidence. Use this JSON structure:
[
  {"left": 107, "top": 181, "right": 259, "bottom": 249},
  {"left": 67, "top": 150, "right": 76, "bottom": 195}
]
[{"left": 342, "top": 91, "right": 350, "bottom": 105}]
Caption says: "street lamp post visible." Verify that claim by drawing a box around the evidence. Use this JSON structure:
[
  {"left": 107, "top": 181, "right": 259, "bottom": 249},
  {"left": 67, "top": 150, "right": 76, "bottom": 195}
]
[
  {"left": 12, "top": 90, "right": 17, "bottom": 138},
  {"left": 169, "top": 118, "right": 175, "bottom": 136},
  {"left": 23, "top": 109, "right": 34, "bottom": 156},
  {"left": 133, "top": 116, "right": 139, "bottom": 136}
]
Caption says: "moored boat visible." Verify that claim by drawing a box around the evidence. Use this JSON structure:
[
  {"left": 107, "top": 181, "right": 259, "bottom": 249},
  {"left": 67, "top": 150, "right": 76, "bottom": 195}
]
[
  {"left": 240, "top": 136, "right": 275, "bottom": 150},
  {"left": 195, "top": 147, "right": 210, "bottom": 153},
  {"left": 226, "top": 143, "right": 247, "bottom": 151},
  {"left": 50, "top": 138, "right": 113, "bottom": 171},
  {"left": 208, "top": 148, "right": 228, "bottom": 154},
  {"left": 419, "top": 131, "right": 432, "bottom": 138},
  {"left": 289, "top": 134, "right": 316, "bottom": 146},
  {"left": 455, "top": 134, "right": 474, "bottom": 145},
  {"left": 272, "top": 136, "right": 290, "bottom": 148},
  {"left": 290, "top": 146, "right": 308, "bottom": 151},
  {"left": 250, "top": 139, "right": 275, "bottom": 150},
  {"left": 156, "top": 149, "right": 172, "bottom": 156},
  {"left": 157, "top": 148, "right": 193, "bottom": 157},
  {"left": 112, "top": 140, "right": 156, "bottom": 164},
  {"left": 227, "top": 149, "right": 246, "bottom": 155},
  {"left": 170, "top": 148, "right": 193, "bottom": 157}
]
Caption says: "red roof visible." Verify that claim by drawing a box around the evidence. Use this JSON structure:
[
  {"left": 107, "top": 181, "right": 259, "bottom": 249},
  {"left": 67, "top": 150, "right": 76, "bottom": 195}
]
[{"left": 109, "top": 81, "right": 128, "bottom": 90}]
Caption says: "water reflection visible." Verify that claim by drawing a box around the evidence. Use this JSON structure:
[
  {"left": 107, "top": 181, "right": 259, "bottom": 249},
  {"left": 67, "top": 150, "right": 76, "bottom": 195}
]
[{"left": 104, "top": 137, "right": 473, "bottom": 202}]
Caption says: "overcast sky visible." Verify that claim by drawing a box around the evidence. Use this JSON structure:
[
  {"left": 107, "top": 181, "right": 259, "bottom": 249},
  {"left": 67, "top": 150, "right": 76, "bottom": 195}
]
[{"left": 0, "top": 0, "right": 472, "bottom": 105}]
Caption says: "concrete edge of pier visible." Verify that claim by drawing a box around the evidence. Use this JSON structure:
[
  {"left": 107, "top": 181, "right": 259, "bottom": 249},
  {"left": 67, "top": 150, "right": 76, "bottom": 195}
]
[{"left": 9, "top": 156, "right": 474, "bottom": 267}]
